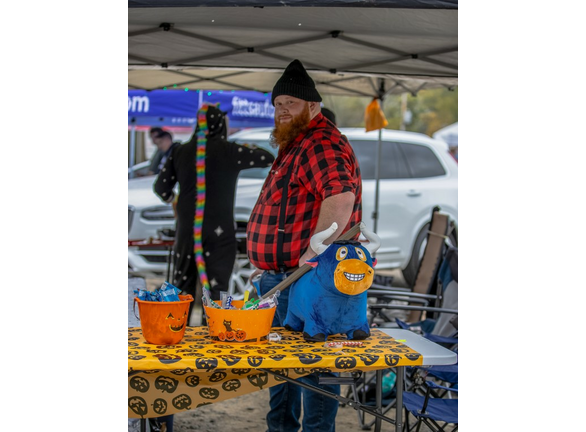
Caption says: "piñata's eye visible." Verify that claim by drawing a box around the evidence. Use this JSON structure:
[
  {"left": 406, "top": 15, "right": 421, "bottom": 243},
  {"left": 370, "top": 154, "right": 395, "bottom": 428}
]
[
  {"left": 355, "top": 248, "right": 367, "bottom": 261},
  {"left": 336, "top": 247, "right": 348, "bottom": 261}
]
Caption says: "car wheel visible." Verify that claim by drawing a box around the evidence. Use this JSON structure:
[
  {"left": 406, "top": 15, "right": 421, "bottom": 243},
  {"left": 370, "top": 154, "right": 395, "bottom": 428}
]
[{"left": 402, "top": 223, "right": 458, "bottom": 288}]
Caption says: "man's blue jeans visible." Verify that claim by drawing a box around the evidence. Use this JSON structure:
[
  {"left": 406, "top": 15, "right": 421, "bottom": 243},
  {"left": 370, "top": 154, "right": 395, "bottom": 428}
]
[{"left": 258, "top": 271, "right": 340, "bottom": 432}]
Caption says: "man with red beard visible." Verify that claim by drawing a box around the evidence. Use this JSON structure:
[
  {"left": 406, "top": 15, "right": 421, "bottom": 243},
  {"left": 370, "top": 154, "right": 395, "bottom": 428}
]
[{"left": 247, "top": 59, "right": 362, "bottom": 432}]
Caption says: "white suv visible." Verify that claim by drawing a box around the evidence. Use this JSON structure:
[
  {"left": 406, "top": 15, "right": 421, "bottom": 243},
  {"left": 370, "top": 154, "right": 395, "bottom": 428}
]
[{"left": 128, "top": 127, "right": 457, "bottom": 286}]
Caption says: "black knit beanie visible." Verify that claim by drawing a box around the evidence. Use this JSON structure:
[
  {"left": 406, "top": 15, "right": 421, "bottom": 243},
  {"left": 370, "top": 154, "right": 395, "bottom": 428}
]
[{"left": 271, "top": 59, "right": 322, "bottom": 105}]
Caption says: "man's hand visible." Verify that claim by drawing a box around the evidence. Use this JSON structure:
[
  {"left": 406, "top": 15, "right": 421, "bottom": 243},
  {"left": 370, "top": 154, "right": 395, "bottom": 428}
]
[
  {"left": 248, "top": 268, "right": 265, "bottom": 284},
  {"left": 298, "top": 249, "right": 316, "bottom": 267}
]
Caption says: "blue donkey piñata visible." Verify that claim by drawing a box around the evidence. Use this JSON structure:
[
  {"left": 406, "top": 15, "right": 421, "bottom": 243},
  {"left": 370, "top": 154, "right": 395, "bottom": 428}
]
[{"left": 284, "top": 222, "right": 381, "bottom": 342}]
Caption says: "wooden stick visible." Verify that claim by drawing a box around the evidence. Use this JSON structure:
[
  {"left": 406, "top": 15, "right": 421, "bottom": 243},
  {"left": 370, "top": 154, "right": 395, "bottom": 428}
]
[{"left": 260, "top": 223, "right": 362, "bottom": 299}]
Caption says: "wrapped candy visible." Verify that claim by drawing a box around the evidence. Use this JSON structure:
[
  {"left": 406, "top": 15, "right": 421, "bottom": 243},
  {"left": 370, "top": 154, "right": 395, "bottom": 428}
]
[
  {"left": 134, "top": 282, "right": 181, "bottom": 303},
  {"left": 159, "top": 282, "right": 181, "bottom": 302},
  {"left": 257, "top": 293, "right": 279, "bottom": 309},
  {"left": 202, "top": 289, "right": 221, "bottom": 309}
]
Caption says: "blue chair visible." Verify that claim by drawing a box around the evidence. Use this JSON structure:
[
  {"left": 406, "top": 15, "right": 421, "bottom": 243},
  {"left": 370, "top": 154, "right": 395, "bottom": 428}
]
[{"left": 403, "top": 380, "right": 458, "bottom": 432}]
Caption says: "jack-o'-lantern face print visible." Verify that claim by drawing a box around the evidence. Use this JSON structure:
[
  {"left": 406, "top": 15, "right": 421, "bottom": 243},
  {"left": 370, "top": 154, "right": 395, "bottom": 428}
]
[
  {"left": 268, "top": 354, "right": 286, "bottom": 361},
  {"left": 128, "top": 397, "right": 148, "bottom": 417},
  {"left": 405, "top": 352, "right": 421, "bottom": 361},
  {"left": 272, "top": 369, "right": 289, "bottom": 381},
  {"left": 310, "top": 367, "right": 331, "bottom": 373},
  {"left": 153, "top": 398, "right": 167, "bottom": 415},
  {"left": 154, "top": 354, "right": 182, "bottom": 364},
  {"left": 213, "top": 345, "right": 234, "bottom": 350},
  {"left": 357, "top": 354, "right": 379, "bottom": 366},
  {"left": 283, "top": 348, "right": 304, "bottom": 353},
  {"left": 172, "top": 394, "right": 192, "bottom": 410},
  {"left": 129, "top": 355, "right": 146, "bottom": 361},
  {"left": 155, "top": 376, "right": 178, "bottom": 393},
  {"left": 129, "top": 376, "right": 149, "bottom": 393},
  {"left": 218, "top": 355, "right": 242, "bottom": 366},
  {"left": 170, "top": 367, "right": 194, "bottom": 376},
  {"left": 222, "top": 379, "right": 242, "bottom": 392},
  {"left": 247, "top": 372, "right": 269, "bottom": 389},
  {"left": 310, "top": 348, "right": 331, "bottom": 353},
  {"left": 247, "top": 356, "right": 264, "bottom": 367},
  {"left": 384, "top": 354, "right": 401, "bottom": 366},
  {"left": 166, "top": 311, "right": 188, "bottom": 333},
  {"left": 335, "top": 356, "right": 357, "bottom": 369},
  {"left": 292, "top": 353, "right": 323, "bottom": 365},
  {"left": 195, "top": 358, "right": 218, "bottom": 371},
  {"left": 199, "top": 387, "right": 220, "bottom": 400},
  {"left": 389, "top": 346, "right": 410, "bottom": 353},
  {"left": 185, "top": 375, "right": 200, "bottom": 387},
  {"left": 209, "top": 371, "right": 227, "bottom": 382}
]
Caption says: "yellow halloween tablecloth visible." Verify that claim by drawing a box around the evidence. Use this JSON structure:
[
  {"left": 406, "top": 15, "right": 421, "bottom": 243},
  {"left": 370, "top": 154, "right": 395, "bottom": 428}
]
[{"left": 128, "top": 326, "right": 422, "bottom": 418}]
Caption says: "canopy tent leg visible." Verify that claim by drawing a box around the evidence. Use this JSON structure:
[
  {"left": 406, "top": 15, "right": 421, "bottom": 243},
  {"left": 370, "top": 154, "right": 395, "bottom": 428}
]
[{"left": 129, "top": 118, "right": 137, "bottom": 179}]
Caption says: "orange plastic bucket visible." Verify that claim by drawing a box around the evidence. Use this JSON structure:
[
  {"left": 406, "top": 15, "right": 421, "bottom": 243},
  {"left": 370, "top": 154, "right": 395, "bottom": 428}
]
[
  {"left": 204, "top": 300, "right": 276, "bottom": 344},
  {"left": 135, "top": 294, "right": 194, "bottom": 345}
]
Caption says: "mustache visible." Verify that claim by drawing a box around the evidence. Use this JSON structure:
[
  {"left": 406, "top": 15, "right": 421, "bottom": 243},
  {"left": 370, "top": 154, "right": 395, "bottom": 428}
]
[{"left": 270, "top": 104, "right": 310, "bottom": 151}]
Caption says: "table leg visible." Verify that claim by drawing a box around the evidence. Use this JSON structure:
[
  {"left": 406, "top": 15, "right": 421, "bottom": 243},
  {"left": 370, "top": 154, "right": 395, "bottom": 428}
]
[
  {"left": 166, "top": 246, "right": 172, "bottom": 282},
  {"left": 259, "top": 369, "right": 395, "bottom": 427},
  {"left": 140, "top": 418, "right": 146, "bottom": 432},
  {"left": 395, "top": 366, "right": 404, "bottom": 432},
  {"left": 374, "top": 369, "right": 383, "bottom": 432}
]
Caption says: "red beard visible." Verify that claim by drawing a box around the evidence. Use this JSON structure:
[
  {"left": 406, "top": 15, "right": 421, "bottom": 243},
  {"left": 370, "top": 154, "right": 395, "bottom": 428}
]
[{"left": 270, "top": 103, "right": 311, "bottom": 152}]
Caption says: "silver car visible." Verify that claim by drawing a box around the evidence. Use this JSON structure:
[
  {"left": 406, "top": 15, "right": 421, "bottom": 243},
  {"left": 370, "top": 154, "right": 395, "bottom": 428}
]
[{"left": 128, "top": 127, "right": 457, "bottom": 287}]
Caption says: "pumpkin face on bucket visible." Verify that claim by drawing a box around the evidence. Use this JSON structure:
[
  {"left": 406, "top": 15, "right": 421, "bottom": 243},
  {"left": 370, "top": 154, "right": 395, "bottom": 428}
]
[
  {"left": 166, "top": 311, "right": 188, "bottom": 333},
  {"left": 135, "top": 295, "right": 194, "bottom": 345}
]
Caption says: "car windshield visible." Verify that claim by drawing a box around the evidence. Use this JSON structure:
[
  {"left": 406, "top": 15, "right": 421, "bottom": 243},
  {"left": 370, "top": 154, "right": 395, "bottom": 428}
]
[{"left": 232, "top": 138, "right": 276, "bottom": 179}]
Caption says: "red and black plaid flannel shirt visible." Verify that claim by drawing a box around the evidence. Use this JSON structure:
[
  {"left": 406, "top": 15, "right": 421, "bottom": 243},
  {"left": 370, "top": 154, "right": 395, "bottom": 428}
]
[{"left": 247, "top": 113, "right": 362, "bottom": 270}]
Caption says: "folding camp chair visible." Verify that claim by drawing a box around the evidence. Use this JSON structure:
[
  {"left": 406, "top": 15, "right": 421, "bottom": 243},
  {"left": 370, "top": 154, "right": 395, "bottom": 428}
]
[
  {"left": 403, "top": 379, "right": 458, "bottom": 432},
  {"left": 345, "top": 318, "right": 457, "bottom": 430},
  {"left": 350, "top": 236, "right": 458, "bottom": 431},
  {"left": 388, "top": 244, "right": 458, "bottom": 350},
  {"left": 367, "top": 206, "right": 455, "bottom": 326}
]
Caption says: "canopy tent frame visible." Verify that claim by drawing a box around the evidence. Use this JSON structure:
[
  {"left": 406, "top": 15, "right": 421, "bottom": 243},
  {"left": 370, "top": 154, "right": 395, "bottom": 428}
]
[
  {"left": 128, "top": 0, "right": 458, "bottom": 231},
  {"left": 129, "top": 2, "right": 458, "bottom": 97}
]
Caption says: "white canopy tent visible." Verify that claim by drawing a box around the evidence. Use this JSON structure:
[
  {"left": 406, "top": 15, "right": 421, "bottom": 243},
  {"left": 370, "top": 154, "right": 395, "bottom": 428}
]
[
  {"left": 129, "top": 0, "right": 458, "bottom": 98},
  {"left": 128, "top": 0, "right": 458, "bottom": 232}
]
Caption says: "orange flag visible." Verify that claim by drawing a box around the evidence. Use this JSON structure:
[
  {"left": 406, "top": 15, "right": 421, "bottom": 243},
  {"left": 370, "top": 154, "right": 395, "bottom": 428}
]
[{"left": 364, "top": 98, "right": 388, "bottom": 132}]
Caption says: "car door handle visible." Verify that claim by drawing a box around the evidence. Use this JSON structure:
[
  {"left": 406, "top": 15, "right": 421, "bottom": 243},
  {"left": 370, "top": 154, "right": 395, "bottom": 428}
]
[{"left": 406, "top": 189, "right": 421, "bottom": 197}]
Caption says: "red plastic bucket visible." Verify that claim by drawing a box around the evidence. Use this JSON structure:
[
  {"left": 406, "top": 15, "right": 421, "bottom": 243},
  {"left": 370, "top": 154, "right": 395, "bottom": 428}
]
[{"left": 134, "top": 294, "right": 193, "bottom": 345}]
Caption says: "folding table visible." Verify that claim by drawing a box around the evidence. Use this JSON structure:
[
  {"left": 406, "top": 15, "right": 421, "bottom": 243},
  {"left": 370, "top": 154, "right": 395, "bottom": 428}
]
[{"left": 128, "top": 326, "right": 456, "bottom": 431}]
